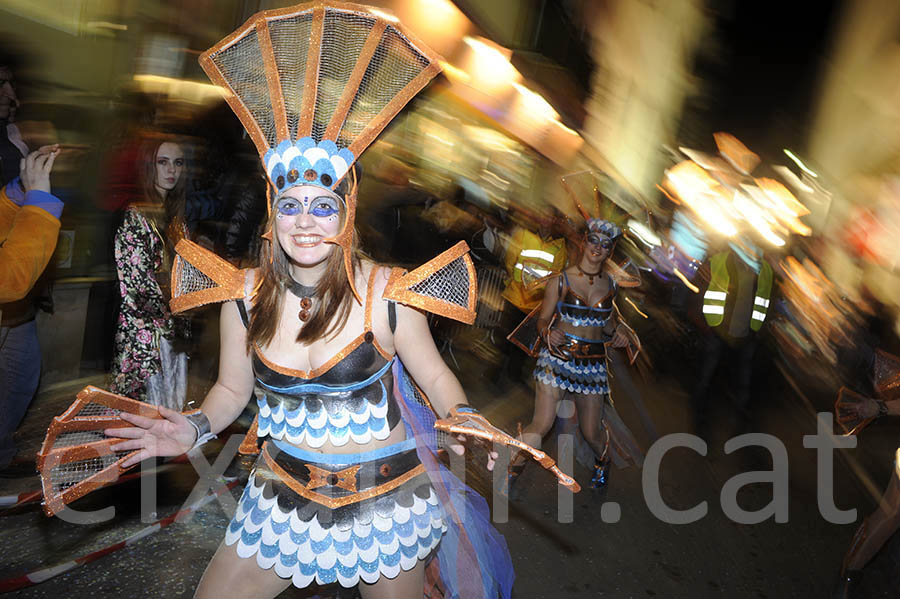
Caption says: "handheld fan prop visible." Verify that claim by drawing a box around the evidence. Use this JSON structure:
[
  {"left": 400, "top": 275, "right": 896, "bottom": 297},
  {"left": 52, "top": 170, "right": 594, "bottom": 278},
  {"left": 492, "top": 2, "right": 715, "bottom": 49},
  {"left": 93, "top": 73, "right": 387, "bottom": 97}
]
[
  {"left": 834, "top": 350, "right": 900, "bottom": 437},
  {"left": 37, "top": 386, "right": 163, "bottom": 516},
  {"left": 506, "top": 304, "right": 542, "bottom": 357},
  {"left": 834, "top": 387, "right": 877, "bottom": 437},
  {"left": 434, "top": 412, "right": 581, "bottom": 493}
]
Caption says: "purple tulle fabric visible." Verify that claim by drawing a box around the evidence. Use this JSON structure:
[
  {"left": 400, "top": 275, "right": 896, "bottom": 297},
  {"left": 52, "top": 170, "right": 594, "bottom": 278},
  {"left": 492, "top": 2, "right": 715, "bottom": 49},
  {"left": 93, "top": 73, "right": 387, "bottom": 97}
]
[{"left": 392, "top": 361, "right": 514, "bottom": 599}]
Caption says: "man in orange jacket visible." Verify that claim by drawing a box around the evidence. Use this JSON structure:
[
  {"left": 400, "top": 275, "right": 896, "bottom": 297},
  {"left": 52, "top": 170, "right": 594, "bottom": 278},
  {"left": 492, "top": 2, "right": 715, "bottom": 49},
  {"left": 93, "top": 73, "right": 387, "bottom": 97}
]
[
  {"left": 0, "top": 58, "right": 63, "bottom": 472},
  {"left": 0, "top": 146, "right": 61, "bottom": 305}
]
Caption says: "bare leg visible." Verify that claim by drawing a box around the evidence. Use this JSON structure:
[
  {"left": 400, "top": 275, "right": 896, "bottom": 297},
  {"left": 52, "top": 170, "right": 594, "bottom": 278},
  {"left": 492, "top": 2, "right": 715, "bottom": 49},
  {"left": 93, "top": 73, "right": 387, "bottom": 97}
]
[
  {"left": 513, "top": 381, "right": 564, "bottom": 466},
  {"left": 194, "top": 540, "right": 292, "bottom": 599},
  {"left": 358, "top": 561, "right": 424, "bottom": 599},
  {"left": 843, "top": 468, "right": 900, "bottom": 571},
  {"left": 574, "top": 393, "right": 609, "bottom": 461}
]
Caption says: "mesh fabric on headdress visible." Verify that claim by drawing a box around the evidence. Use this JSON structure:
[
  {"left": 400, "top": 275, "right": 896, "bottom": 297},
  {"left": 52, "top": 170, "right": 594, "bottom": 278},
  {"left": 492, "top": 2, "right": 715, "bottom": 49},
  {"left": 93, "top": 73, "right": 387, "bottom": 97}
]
[
  {"left": 560, "top": 169, "right": 643, "bottom": 226},
  {"left": 382, "top": 241, "right": 477, "bottom": 324},
  {"left": 200, "top": 1, "right": 443, "bottom": 301},
  {"left": 560, "top": 170, "right": 647, "bottom": 289},
  {"left": 37, "top": 386, "right": 162, "bottom": 516},
  {"left": 170, "top": 239, "right": 247, "bottom": 314},
  {"left": 199, "top": 1, "right": 442, "bottom": 193}
]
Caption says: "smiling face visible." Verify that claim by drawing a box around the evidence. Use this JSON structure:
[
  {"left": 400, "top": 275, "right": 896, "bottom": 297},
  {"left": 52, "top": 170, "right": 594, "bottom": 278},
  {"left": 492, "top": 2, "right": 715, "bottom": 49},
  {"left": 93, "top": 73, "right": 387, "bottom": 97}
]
[
  {"left": 154, "top": 142, "right": 184, "bottom": 197},
  {"left": 274, "top": 184, "right": 343, "bottom": 269},
  {"left": 584, "top": 230, "right": 614, "bottom": 267}
]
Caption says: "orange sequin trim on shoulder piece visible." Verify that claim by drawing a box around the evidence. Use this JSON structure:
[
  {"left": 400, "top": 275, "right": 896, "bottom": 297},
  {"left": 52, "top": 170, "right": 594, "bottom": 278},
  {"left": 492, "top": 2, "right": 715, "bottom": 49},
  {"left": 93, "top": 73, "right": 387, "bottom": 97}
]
[
  {"left": 382, "top": 241, "right": 477, "bottom": 324},
  {"left": 506, "top": 303, "right": 542, "bottom": 358},
  {"left": 170, "top": 239, "right": 247, "bottom": 314},
  {"left": 364, "top": 265, "right": 378, "bottom": 330}
]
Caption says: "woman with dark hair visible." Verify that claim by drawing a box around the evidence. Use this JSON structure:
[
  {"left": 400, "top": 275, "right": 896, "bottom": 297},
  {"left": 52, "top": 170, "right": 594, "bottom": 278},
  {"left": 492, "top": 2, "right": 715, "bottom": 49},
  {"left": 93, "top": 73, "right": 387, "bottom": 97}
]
[
  {"left": 508, "top": 218, "right": 643, "bottom": 495},
  {"left": 109, "top": 137, "right": 189, "bottom": 408}
]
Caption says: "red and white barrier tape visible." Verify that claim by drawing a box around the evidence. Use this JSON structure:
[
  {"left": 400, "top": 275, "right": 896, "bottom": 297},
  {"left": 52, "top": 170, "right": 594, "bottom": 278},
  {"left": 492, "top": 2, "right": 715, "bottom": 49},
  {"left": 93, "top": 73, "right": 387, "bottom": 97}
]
[
  {"left": 0, "top": 478, "right": 241, "bottom": 593},
  {"left": 0, "top": 454, "right": 192, "bottom": 512}
]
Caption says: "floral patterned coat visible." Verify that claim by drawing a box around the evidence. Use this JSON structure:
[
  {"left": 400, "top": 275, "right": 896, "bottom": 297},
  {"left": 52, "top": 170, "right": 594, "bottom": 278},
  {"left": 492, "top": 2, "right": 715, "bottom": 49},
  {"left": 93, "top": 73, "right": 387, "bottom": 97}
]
[{"left": 110, "top": 207, "right": 179, "bottom": 401}]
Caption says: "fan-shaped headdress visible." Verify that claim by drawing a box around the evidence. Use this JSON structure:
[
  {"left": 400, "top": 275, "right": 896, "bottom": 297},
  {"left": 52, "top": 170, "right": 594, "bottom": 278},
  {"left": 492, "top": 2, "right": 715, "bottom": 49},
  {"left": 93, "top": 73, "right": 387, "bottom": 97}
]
[
  {"left": 199, "top": 1, "right": 442, "bottom": 299},
  {"left": 560, "top": 170, "right": 640, "bottom": 287}
]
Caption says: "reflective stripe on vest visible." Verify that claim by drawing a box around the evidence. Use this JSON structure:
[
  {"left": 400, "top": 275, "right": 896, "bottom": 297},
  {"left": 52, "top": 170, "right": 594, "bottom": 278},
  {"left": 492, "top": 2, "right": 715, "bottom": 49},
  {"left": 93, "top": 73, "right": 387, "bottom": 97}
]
[
  {"left": 512, "top": 249, "right": 560, "bottom": 283},
  {"left": 750, "top": 260, "right": 773, "bottom": 331},
  {"left": 703, "top": 253, "right": 729, "bottom": 326},
  {"left": 703, "top": 253, "right": 773, "bottom": 330}
]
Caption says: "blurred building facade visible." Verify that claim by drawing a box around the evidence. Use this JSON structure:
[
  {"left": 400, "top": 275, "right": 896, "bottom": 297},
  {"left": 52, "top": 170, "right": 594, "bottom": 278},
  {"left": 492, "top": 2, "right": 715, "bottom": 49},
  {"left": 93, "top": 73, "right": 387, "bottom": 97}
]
[
  {"left": 0, "top": 0, "right": 601, "bottom": 383},
  {"left": 808, "top": 0, "right": 900, "bottom": 329},
  {"left": 579, "top": 0, "right": 708, "bottom": 203}
]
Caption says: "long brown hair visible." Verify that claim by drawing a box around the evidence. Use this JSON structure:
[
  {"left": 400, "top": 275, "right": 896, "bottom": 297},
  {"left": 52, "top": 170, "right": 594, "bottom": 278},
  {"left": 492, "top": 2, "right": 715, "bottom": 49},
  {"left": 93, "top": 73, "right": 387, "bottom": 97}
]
[
  {"left": 247, "top": 183, "right": 361, "bottom": 350},
  {"left": 138, "top": 136, "right": 188, "bottom": 230}
]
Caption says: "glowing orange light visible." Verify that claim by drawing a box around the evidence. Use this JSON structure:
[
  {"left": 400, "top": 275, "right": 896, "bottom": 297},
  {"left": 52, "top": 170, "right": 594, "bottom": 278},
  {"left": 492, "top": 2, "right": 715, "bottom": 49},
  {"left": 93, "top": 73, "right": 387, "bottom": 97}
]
[
  {"left": 462, "top": 36, "right": 518, "bottom": 89},
  {"left": 673, "top": 268, "right": 700, "bottom": 293},
  {"left": 665, "top": 161, "right": 737, "bottom": 237},
  {"left": 368, "top": 8, "right": 399, "bottom": 22}
]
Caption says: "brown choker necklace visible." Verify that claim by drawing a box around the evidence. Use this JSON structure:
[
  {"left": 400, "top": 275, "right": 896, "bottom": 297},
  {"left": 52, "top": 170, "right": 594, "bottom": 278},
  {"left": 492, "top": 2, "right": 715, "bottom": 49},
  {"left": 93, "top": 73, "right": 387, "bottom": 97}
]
[
  {"left": 286, "top": 277, "right": 316, "bottom": 321},
  {"left": 577, "top": 265, "right": 602, "bottom": 284}
]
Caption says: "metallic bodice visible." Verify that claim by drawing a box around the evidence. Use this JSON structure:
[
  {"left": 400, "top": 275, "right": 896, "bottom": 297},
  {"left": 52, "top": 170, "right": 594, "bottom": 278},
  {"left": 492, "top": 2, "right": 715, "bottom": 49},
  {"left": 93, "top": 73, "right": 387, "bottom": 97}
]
[
  {"left": 557, "top": 286, "right": 615, "bottom": 328},
  {"left": 253, "top": 340, "right": 400, "bottom": 448}
]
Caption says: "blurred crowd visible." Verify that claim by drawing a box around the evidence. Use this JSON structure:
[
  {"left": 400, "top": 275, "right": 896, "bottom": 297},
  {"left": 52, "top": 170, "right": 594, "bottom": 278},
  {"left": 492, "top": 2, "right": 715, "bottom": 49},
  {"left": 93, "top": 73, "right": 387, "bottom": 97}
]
[
  {"left": 3, "top": 28, "right": 900, "bottom": 459},
  {"left": 4, "top": 14, "right": 900, "bottom": 594}
]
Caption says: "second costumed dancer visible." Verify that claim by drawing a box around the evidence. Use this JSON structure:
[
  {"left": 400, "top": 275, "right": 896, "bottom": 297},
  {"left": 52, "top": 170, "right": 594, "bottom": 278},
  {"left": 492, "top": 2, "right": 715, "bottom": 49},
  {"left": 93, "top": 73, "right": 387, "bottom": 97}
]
[{"left": 508, "top": 211, "right": 644, "bottom": 496}]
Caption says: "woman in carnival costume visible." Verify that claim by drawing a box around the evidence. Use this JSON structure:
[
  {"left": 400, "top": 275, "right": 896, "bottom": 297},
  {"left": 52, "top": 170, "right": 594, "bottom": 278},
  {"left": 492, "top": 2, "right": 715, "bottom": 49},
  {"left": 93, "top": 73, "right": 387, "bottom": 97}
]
[
  {"left": 106, "top": 3, "right": 514, "bottom": 597},
  {"left": 508, "top": 215, "right": 643, "bottom": 494}
]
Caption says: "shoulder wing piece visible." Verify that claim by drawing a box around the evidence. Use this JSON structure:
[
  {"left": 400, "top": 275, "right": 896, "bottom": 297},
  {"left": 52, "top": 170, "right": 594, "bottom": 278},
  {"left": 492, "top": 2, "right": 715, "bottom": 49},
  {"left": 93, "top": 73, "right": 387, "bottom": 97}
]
[
  {"left": 170, "top": 239, "right": 247, "bottom": 314},
  {"left": 383, "top": 241, "right": 477, "bottom": 324}
]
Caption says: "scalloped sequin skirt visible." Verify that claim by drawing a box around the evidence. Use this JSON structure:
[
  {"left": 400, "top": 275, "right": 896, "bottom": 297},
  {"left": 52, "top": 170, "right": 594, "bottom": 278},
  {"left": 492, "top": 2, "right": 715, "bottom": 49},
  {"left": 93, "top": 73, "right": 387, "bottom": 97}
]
[
  {"left": 224, "top": 438, "right": 447, "bottom": 588},
  {"left": 534, "top": 347, "right": 609, "bottom": 395}
]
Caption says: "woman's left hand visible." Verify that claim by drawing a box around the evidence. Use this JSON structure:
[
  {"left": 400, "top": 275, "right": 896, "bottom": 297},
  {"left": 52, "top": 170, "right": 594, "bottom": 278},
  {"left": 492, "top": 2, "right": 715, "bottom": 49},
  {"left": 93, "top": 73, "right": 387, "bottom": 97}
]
[{"left": 447, "top": 434, "right": 499, "bottom": 471}]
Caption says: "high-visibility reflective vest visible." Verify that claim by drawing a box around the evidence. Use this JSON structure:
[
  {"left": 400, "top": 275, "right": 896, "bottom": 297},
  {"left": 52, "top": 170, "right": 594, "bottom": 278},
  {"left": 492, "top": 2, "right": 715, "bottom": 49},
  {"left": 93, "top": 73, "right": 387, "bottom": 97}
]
[
  {"left": 502, "top": 228, "right": 567, "bottom": 312},
  {"left": 702, "top": 252, "right": 773, "bottom": 331}
]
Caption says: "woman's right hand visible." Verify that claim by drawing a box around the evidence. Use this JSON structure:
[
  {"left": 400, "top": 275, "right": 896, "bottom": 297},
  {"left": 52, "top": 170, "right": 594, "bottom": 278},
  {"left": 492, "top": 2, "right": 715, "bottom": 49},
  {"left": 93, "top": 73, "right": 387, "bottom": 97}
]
[
  {"left": 546, "top": 327, "right": 566, "bottom": 349},
  {"left": 544, "top": 327, "right": 569, "bottom": 360},
  {"left": 20, "top": 144, "right": 60, "bottom": 193},
  {"left": 105, "top": 406, "right": 197, "bottom": 468}
]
